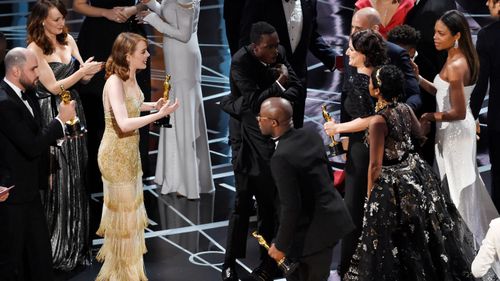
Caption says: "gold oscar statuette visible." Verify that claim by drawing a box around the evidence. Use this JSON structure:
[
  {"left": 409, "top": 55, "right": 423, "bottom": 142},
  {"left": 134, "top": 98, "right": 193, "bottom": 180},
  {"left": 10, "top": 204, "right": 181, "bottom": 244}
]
[
  {"left": 60, "top": 85, "right": 86, "bottom": 137},
  {"left": 252, "top": 231, "right": 298, "bottom": 277},
  {"left": 321, "top": 104, "right": 344, "bottom": 156},
  {"left": 155, "top": 74, "right": 172, "bottom": 128}
]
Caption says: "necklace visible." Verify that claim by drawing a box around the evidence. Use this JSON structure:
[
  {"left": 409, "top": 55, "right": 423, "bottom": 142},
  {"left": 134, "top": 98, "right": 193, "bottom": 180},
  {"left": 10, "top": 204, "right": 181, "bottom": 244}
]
[{"left": 371, "top": 0, "right": 399, "bottom": 26}]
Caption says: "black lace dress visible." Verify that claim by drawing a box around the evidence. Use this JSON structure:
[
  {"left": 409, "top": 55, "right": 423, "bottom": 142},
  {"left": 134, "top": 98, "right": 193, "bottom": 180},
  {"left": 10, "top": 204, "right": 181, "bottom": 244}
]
[
  {"left": 37, "top": 60, "right": 90, "bottom": 271},
  {"left": 345, "top": 103, "right": 478, "bottom": 281}
]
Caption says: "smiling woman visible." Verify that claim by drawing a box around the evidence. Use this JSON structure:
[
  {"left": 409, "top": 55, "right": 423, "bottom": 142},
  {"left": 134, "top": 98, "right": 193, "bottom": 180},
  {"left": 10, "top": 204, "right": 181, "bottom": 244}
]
[{"left": 95, "top": 32, "right": 179, "bottom": 281}]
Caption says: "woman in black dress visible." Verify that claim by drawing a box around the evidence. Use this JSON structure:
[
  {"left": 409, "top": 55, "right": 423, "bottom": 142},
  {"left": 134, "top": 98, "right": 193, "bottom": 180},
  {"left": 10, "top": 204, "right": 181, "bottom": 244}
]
[
  {"left": 345, "top": 65, "right": 477, "bottom": 281},
  {"left": 324, "top": 29, "right": 387, "bottom": 276},
  {"left": 26, "top": 0, "right": 103, "bottom": 270}
]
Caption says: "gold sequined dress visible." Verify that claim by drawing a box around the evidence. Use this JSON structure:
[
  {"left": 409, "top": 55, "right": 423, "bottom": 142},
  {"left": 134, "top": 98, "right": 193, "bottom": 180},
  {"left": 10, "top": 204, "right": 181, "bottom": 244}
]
[{"left": 96, "top": 81, "right": 148, "bottom": 281}]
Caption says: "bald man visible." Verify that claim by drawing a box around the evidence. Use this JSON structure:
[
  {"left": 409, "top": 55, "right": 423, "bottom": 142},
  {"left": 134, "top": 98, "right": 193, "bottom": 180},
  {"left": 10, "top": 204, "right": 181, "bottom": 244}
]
[
  {"left": 259, "top": 97, "right": 353, "bottom": 281},
  {"left": 0, "top": 47, "right": 75, "bottom": 281},
  {"left": 342, "top": 8, "right": 420, "bottom": 116}
]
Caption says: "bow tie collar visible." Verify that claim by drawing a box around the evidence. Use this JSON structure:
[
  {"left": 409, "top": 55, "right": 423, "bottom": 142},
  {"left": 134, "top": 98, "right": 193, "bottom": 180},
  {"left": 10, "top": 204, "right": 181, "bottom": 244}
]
[{"left": 21, "top": 91, "right": 28, "bottom": 101}]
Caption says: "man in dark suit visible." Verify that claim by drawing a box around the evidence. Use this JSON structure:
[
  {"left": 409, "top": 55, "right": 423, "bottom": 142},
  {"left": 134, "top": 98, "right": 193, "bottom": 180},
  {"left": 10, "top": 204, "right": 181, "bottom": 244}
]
[
  {"left": 223, "top": 0, "right": 247, "bottom": 56},
  {"left": 239, "top": 0, "right": 338, "bottom": 128},
  {"left": 0, "top": 47, "right": 76, "bottom": 281},
  {"left": 259, "top": 97, "right": 354, "bottom": 281},
  {"left": 220, "top": 22, "right": 302, "bottom": 281},
  {"left": 470, "top": 0, "right": 500, "bottom": 212}
]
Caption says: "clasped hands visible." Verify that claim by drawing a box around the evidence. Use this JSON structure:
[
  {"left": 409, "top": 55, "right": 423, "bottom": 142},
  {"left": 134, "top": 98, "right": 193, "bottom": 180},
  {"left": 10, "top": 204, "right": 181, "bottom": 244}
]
[
  {"left": 0, "top": 186, "right": 10, "bottom": 202},
  {"left": 274, "top": 64, "right": 289, "bottom": 87},
  {"left": 80, "top": 56, "right": 104, "bottom": 82}
]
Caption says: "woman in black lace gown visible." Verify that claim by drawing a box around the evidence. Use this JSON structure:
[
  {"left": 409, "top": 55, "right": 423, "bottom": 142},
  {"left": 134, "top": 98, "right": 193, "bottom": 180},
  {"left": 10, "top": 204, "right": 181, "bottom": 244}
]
[
  {"left": 344, "top": 65, "right": 477, "bottom": 281},
  {"left": 27, "top": 0, "right": 102, "bottom": 271}
]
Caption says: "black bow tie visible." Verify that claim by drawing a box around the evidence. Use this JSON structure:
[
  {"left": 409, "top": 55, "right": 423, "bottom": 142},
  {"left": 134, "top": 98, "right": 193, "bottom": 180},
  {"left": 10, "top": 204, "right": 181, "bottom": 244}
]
[{"left": 21, "top": 91, "right": 28, "bottom": 101}]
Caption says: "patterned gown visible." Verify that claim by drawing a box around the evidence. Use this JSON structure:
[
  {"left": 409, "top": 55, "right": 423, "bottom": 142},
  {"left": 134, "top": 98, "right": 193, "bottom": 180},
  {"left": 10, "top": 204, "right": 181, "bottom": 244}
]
[
  {"left": 37, "top": 60, "right": 90, "bottom": 270},
  {"left": 96, "top": 80, "right": 148, "bottom": 281},
  {"left": 345, "top": 103, "right": 478, "bottom": 281}
]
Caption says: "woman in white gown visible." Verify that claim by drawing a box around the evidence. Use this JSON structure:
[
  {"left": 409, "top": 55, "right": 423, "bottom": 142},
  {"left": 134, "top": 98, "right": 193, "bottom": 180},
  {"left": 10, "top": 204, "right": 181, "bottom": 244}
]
[
  {"left": 138, "top": 0, "right": 214, "bottom": 199},
  {"left": 416, "top": 10, "right": 499, "bottom": 254}
]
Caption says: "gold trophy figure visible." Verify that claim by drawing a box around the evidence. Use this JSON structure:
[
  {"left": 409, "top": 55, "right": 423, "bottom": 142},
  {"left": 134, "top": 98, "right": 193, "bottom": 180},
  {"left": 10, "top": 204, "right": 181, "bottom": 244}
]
[
  {"left": 252, "top": 231, "right": 298, "bottom": 277},
  {"left": 155, "top": 74, "right": 173, "bottom": 128},
  {"left": 321, "top": 105, "right": 344, "bottom": 156},
  {"left": 60, "top": 85, "right": 86, "bottom": 137}
]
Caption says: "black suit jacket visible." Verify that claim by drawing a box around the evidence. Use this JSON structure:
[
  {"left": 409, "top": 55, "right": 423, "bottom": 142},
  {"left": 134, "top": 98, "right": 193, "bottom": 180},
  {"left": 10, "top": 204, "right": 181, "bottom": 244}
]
[
  {"left": 470, "top": 21, "right": 500, "bottom": 131},
  {"left": 271, "top": 128, "right": 354, "bottom": 258},
  {"left": 223, "top": 0, "right": 247, "bottom": 56},
  {"left": 0, "top": 80, "right": 64, "bottom": 203},
  {"left": 223, "top": 45, "right": 302, "bottom": 176},
  {"left": 239, "top": 0, "right": 336, "bottom": 82}
]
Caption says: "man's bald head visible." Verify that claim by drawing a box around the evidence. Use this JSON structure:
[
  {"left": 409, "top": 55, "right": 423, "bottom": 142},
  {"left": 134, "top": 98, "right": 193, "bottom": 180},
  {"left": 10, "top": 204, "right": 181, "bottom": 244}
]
[
  {"left": 351, "top": 7, "right": 381, "bottom": 34},
  {"left": 4, "top": 47, "right": 32, "bottom": 73},
  {"left": 258, "top": 97, "right": 293, "bottom": 137},
  {"left": 4, "top": 47, "right": 39, "bottom": 91},
  {"left": 260, "top": 97, "right": 293, "bottom": 123}
]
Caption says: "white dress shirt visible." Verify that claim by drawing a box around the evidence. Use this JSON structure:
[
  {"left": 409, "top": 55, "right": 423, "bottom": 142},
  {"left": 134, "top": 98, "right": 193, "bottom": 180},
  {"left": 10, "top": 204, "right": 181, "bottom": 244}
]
[
  {"left": 472, "top": 218, "right": 500, "bottom": 277},
  {"left": 4, "top": 78, "right": 33, "bottom": 116},
  {"left": 282, "top": 0, "right": 303, "bottom": 54},
  {"left": 3, "top": 78, "right": 65, "bottom": 133}
]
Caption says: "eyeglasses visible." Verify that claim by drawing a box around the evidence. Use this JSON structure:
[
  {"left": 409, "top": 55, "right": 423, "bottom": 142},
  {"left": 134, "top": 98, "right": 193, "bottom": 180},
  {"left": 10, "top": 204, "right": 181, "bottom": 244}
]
[{"left": 256, "top": 115, "right": 276, "bottom": 122}]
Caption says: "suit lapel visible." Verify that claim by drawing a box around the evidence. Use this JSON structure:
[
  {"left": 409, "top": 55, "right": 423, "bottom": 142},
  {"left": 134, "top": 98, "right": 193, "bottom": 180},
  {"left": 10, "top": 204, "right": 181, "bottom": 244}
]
[
  {"left": 274, "top": 0, "right": 293, "bottom": 55},
  {"left": 0, "top": 81, "right": 39, "bottom": 129}
]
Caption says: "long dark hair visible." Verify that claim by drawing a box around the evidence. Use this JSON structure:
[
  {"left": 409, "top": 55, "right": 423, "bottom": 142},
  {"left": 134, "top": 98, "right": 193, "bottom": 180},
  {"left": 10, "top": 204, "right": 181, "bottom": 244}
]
[
  {"left": 439, "top": 10, "right": 479, "bottom": 84},
  {"left": 27, "top": 0, "right": 68, "bottom": 56}
]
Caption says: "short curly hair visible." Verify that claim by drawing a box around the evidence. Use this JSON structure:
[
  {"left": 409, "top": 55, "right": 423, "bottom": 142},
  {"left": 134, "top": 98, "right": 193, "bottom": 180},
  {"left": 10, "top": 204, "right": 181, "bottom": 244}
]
[
  {"left": 371, "top": 65, "right": 405, "bottom": 102},
  {"left": 351, "top": 29, "right": 388, "bottom": 68},
  {"left": 387, "top": 24, "right": 421, "bottom": 48}
]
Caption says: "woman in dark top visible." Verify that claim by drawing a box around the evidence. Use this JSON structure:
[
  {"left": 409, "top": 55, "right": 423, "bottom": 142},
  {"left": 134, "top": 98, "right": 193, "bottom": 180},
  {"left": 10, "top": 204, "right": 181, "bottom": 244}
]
[{"left": 324, "top": 29, "right": 387, "bottom": 277}]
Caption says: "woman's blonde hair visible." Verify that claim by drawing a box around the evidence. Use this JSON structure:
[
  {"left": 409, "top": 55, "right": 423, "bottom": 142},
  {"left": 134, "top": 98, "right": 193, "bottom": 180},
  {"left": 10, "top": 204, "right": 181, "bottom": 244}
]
[{"left": 105, "top": 32, "right": 147, "bottom": 81}]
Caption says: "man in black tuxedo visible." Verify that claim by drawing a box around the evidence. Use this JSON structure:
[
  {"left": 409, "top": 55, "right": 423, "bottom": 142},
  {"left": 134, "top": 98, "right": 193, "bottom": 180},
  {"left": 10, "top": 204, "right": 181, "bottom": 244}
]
[
  {"left": 239, "top": 0, "right": 338, "bottom": 128},
  {"left": 223, "top": 0, "right": 247, "bottom": 56},
  {"left": 259, "top": 97, "right": 354, "bottom": 281},
  {"left": 470, "top": 0, "right": 500, "bottom": 212},
  {"left": 0, "top": 47, "right": 76, "bottom": 281},
  {"left": 220, "top": 22, "right": 302, "bottom": 281}
]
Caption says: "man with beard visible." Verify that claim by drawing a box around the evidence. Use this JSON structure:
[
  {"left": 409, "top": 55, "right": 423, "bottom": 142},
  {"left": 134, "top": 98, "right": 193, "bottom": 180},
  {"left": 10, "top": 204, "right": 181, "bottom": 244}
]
[{"left": 0, "top": 47, "right": 76, "bottom": 281}]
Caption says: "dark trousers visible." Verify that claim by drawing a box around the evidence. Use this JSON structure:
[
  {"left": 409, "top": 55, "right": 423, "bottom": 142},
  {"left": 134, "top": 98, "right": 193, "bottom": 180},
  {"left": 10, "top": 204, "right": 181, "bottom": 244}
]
[
  {"left": 0, "top": 198, "right": 53, "bottom": 281},
  {"left": 224, "top": 172, "right": 278, "bottom": 264},
  {"left": 287, "top": 246, "right": 334, "bottom": 281},
  {"left": 489, "top": 129, "right": 500, "bottom": 212},
  {"left": 339, "top": 135, "right": 369, "bottom": 277}
]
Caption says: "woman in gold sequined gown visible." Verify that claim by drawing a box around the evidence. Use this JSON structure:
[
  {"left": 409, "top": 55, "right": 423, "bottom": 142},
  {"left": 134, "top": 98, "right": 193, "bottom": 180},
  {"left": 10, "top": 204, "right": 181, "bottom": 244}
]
[{"left": 96, "top": 32, "right": 179, "bottom": 281}]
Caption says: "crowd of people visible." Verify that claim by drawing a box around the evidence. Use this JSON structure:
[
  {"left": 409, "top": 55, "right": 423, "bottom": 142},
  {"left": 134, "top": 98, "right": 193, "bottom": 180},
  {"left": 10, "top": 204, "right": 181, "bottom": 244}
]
[{"left": 0, "top": 0, "right": 499, "bottom": 281}]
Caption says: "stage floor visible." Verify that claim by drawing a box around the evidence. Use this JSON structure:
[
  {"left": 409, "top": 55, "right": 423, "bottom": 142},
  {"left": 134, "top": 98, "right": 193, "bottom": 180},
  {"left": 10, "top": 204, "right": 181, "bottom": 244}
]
[{"left": 0, "top": 0, "right": 493, "bottom": 280}]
